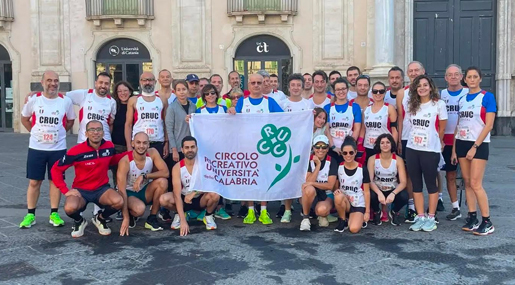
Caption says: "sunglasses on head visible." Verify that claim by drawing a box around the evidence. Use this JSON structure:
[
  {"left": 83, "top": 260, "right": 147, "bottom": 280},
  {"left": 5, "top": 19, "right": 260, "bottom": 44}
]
[
  {"left": 372, "top": 89, "right": 386, "bottom": 94},
  {"left": 313, "top": 144, "right": 328, "bottom": 150},
  {"left": 203, "top": 91, "right": 217, "bottom": 96},
  {"left": 342, "top": 151, "right": 355, "bottom": 156}
]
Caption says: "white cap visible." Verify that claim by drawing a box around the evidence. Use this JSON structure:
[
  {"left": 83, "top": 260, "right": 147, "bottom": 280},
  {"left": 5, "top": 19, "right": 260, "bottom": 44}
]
[{"left": 313, "top": 135, "right": 329, "bottom": 146}]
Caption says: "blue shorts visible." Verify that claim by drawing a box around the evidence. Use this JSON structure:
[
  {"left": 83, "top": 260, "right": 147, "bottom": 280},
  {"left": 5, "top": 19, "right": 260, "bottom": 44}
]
[
  {"left": 76, "top": 184, "right": 112, "bottom": 211},
  {"left": 26, "top": 148, "right": 66, "bottom": 181},
  {"left": 127, "top": 184, "right": 151, "bottom": 205}
]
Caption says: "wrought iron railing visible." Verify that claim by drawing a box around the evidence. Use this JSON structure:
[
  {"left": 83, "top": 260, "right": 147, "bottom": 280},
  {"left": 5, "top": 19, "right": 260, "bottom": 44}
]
[
  {"left": 227, "top": 0, "right": 298, "bottom": 14},
  {"left": 86, "top": 0, "right": 154, "bottom": 18}
]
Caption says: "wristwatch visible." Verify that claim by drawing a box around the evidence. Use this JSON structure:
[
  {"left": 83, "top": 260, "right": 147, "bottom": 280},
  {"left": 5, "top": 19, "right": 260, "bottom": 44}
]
[
  {"left": 473, "top": 144, "right": 479, "bottom": 148},
  {"left": 142, "top": 173, "right": 148, "bottom": 180}
]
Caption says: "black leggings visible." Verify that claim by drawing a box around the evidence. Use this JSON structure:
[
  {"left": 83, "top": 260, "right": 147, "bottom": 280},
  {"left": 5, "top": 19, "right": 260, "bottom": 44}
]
[
  {"left": 370, "top": 190, "right": 408, "bottom": 213},
  {"left": 405, "top": 148, "right": 440, "bottom": 194}
]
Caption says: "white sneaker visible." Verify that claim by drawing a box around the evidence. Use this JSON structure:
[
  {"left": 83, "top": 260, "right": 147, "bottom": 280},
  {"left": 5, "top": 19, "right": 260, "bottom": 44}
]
[
  {"left": 318, "top": 216, "right": 329, "bottom": 227},
  {"left": 91, "top": 214, "right": 111, "bottom": 236},
  {"left": 203, "top": 215, "right": 217, "bottom": 230},
  {"left": 171, "top": 214, "right": 181, "bottom": 230},
  {"left": 71, "top": 219, "right": 88, "bottom": 238},
  {"left": 300, "top": 218, "right": 311, "bottom": 231}
]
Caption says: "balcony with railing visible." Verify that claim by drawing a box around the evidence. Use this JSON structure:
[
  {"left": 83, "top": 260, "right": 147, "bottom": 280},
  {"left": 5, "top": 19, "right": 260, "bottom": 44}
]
[
  {"left": 227, "top": 0, "right": 298, "bottom": 23},
  {"left": 0, "top": 0, "right": 14, "bottom": 28},
  {"left": 85, "top": 0, "right": 154, "bottom": 27}
]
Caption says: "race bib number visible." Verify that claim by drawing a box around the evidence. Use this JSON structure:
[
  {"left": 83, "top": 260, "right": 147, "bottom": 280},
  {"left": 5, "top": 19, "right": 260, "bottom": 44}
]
[
  {"left": 458, "top": 126, "right": 470, "bottom": 140},
  {"left": 345, "top": 193, "right": 359, "bottom": 207},
  {"left": 37, "top": 130, "right": 58, "bottom": 144},
  {"left": 411, "top": 132, "right": 428, "bottom": 148},
  {"left": 143, "top": 123, "right": 158, "bottom": 140},
  {"left": 331, "top": 128, "right": 348, "bottom": 140},
  {"left": 368, "top": 137, "right": 377, "bottom": 146}
]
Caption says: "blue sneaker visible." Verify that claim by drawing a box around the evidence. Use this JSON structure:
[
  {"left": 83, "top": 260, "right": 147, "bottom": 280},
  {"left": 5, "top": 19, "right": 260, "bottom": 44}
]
[
  {"left": 409, "top": 216, "right": 427, "bottom": 232},
  {"left": 197, "top": 210, "right": 206, "bottom": 221},
  {"left": 187, "top": 210, "right": 199, "bottom": 219},
  {"left": 422, "top": 217, "right": 437, "bottom": 232}
]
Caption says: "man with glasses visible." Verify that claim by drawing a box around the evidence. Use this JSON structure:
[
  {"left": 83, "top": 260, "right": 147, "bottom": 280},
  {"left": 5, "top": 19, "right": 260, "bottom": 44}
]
[
  {"left": 228, "top": 73, "right": 283, "bottom": 225},
  {"left": 309, "top": 70, "right": 332, "bottom": 108},
  {"left": 302, "top": 73, "right": 313, "bottom": 99},
  {"left": 346, "top": 66, "right": 361, "bottom": 100},
  {"left": 125, "top": 71, "right": 169, "bottom": 158},
  {"left": 186, "top": 74, "right": 200, "bottom": 105},
  {"left": 51, "top": 120, "right": 125, "bottom": 238},
  {"left": 19, "top": 70, "right": 76, "bottom": 229}
]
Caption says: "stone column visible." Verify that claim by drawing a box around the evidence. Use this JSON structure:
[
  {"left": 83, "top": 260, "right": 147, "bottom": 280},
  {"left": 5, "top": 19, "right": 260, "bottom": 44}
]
[{"left": 368, "top": 0, "right": 395, "bottom": 79}]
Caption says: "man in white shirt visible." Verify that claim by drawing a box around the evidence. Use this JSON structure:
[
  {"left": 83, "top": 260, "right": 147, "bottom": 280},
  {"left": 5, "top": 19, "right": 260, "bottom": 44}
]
[
  {"left": 258, "top": 70, "right": 287, "bottom": 103},
  {"left": 345, "top": 66, "right": 361, "bottom": 100}
]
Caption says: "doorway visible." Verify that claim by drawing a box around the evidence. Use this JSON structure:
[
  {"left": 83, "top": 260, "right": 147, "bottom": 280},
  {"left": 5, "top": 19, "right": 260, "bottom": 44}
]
[{"left": 0, "top": 44, "right": 12, "bottom": 131}]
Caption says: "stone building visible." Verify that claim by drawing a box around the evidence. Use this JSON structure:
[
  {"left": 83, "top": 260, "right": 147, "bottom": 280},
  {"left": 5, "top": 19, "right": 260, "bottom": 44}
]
[{"left": 0, "top": 0, "right": 513, "bottom": 134}]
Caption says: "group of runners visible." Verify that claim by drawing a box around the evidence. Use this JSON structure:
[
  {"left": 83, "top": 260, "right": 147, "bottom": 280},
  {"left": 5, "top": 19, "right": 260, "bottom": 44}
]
[{"left": 19, "top": 60, "right": 496, "bottom": 238}]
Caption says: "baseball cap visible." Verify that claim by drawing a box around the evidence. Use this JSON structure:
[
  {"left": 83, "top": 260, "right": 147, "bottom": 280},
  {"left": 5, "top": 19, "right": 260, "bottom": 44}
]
[
  {"left": 186, "top": 74, "right": 199, "bottom": 82},
  {"left": 313, "top": 135, "right": 329, "bottom": 146}
]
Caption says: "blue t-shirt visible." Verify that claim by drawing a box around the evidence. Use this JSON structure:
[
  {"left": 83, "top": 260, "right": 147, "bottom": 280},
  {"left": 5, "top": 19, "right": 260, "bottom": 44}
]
[
  {"left": 324, "top": 102, "right": 362, "bottom": 123},
  {"left": 235, "top": 96, "right": 284, "bottom": 113},
  {"left": 195, "top": 105, "right": 227, "bottom": 114},
  {"left": 460, "top": 91, "right": 497, "bottom": 113},
  {"left": 444, "top": 89, "right": 464, "bottom": 97},
  {"left": 188, "top": 97, "right": 198, "bottom": 105}
]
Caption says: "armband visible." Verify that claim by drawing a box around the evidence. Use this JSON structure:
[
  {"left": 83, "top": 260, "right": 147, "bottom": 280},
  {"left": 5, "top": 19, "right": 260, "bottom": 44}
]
[{"left": 390, "top": 121, "right": 398, "bottom": 128}]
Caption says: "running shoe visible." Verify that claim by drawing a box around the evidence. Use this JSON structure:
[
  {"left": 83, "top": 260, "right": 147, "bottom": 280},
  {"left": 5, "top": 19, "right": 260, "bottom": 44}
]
[
  {"left": 171, "top": 214, "right": 181, "bottom": 229},
  {"left": 91, "top": 214, "right": 111, "bottom": 236},
  {"left": 405, "top": 209, "right": 417, "bottom": 223},
  {"left": 259, "top": 209, "right": 273, "bottom": 225},
  {"left": 158, "top": 208, "right": 172, "bottom": 222},
  {"left": 49, "top": 212, "right": 65, "bottom": 227},
  {"left": 129, "top": 214, "right": 136, "bottom": 229},
  {"left": 145, "top": 216, "right": 163, "bottom": 231},
  {"left": 276, "top": 204, "right": 286, "bottom": 218},
  {"left": 334, "top": 219, "right": 348, "bottom": 233},
  {"left": 19, "top": 213, "right": 36, "bottom": 229},
  {"left": 115, "top": 211, "right": 123, "bottom": 221},
  {"left": 422, "top": 217, "right": 437, "bottom": 232},
  {"left": 237, "top": 205, "right": 248, "bottom": 218},
  {"left": 186, "top": 210, "right": 198, "bottom": 220},
  {"left": 373, "top": 211, "right": 382, "bottom": 225},
  {"left": 215, "top": 208, "right": 231, "bottom": 220},
  {"left": 473, "top": 220, "right": 494, "bottom": 236},
  {"left": 203, "top": 215, "right": 217, "bottom": 230},
  {"left": 389, "top": 210, "right": 402, "bottom": 226},
  {"left": 280, "top": 210, "right": 292, "bottom": 223},
  {"left": 381, "top": 210, "right": 389, "bottom": 223},
  {"left": 437, "top": 199, "right": 445, "bottom": 212},
  {"left": 446, "top": 208, "right": 462, "bottom": 221},
  {"left": 196, "top": 210, "right": 206, "bottom": 221},
  {"left": 409, "top": 216, "right": 427, "bottom": 232},
  {"left": 71, "top": 218, "right": 87, "bottom": 238},
  {"left": 243, "top": 208, "right": 256, "bottom": 224},
  {"left": 327, "top": 214, "right": 338, "bottom": 223},
  {"left": 105, "top": 217, "right": 113, "bottom": 223},
  {"left": 462, "top": 216, "right": 480, "bottom": 232},
  {"left": 318, "top": 216, "right": 329, "bottom": 227},
  {"left": 300, "top": 218, "right": 311, "bottom": 231},
  {"left": 362, "top": 222, "right": 368, "bottom": 229}
]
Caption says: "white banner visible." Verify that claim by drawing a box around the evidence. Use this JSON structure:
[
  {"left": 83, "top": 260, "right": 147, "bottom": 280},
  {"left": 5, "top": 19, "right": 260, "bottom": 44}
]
[{"left": 190, "top": 111, "right": 313, "bottom": 201}]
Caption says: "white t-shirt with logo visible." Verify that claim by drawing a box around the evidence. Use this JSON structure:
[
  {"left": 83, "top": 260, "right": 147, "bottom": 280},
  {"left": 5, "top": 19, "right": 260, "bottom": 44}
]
[
  {"left": 280, "top": 98, "right": 312, "bottom": 112},
  {"left": 407, "top": 100, "right": 448, "bottom": 153}
]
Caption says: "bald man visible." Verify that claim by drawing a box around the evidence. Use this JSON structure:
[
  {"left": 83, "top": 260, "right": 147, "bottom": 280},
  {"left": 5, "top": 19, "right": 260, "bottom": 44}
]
[{"left": 125, "top": 71, "right": 169, "bottom": 158}]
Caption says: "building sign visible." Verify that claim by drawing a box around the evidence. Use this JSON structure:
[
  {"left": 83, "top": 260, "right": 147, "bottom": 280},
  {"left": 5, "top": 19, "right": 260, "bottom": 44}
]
[
  {"left": 97, "top": 38, "right": 151, "bottom": 60},
  {"left": 236, "top": 35, "right": 290, "bottom": 57}
]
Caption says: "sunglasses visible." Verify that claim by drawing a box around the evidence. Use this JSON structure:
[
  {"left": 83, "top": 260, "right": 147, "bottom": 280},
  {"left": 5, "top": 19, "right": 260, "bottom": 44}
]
[
  {"left": 203, "top": 91, "right": 217, "bottom": 96},
  {"left": 313, "top": 144, "right": 328, "bottom": 150},
  {"left": 372, "top": 89, "right": 386, "bottom": 94},
  {"left": 342, "top": 151, "right": 355, "bottom": 156}
]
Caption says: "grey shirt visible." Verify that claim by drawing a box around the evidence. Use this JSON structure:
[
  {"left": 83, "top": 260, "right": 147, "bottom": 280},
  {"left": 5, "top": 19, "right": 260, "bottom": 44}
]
[{"left": 166, "top": 99, "right": 196, "bottom": 152}]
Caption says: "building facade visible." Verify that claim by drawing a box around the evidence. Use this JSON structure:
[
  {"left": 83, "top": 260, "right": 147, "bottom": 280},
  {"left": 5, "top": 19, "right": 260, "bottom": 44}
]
[{"left": 0, "top": 0, "right": 513, "bottom": 134}]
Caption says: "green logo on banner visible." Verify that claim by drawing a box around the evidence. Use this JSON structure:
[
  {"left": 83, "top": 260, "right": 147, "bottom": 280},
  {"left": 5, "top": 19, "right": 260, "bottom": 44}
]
[{"left": 257, "top": 124, "right": 301, "bottom": 191}]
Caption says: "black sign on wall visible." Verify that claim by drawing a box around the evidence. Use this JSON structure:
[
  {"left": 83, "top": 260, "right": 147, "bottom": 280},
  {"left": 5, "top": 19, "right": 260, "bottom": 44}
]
[
  {"left": 97, "top": 38, "right": 151, "bottom": 60},
  {"left": 235, "top": 35, "right": 291, "bottom": 57}
]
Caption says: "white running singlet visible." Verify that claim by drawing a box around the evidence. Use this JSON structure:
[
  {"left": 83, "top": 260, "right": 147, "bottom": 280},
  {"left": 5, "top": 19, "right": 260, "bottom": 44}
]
[
  {"left": 440, "top": 88, "right": 468, "bottom": 145},
  {"left": 363, "top": 104, "right": 391, "bottom": 149},
  {"left": 329, "top": 102, "right": 355, "bottom": 149},
  {"left": 241, "top": 96, "right": 270, "bottom": 113},
  {"left": 309, "top": 94, "right": 332, "bottom": 108},
  {"left": 338, "top": 163, "right": 365, "bottom": 208},
  {"left": 22, "top": 93, "right": 76, "bottom": 151},
  {"left": 407, "top": 100, "right": 448, "bottom": 153},
  {"left": 132, "top": 95, "right": 165, "bottom": 142},
  {"left": 347, "top": 91, "right": 358, "bottom": 101},
  {"left": 384, "top": 89, "right": 397, "bottom": 108},
  {"left": 199, "top": 105, "right": 225, "bottom": 114},
  {"left": 281, "top": 98, "right": 312, "bottom": 112},
  {"left": 373, "top": 154, "right": 398, "bottom": 192},
  {"left": 180, "top": 159, "right": 200, "bottom": 197},
  {"left": 310, "top": 155, "right": 333, "bottom": 194},
  {"left": 455, "top": 90, "right": 490, "bottom": 143},
  {"left": 156, "top": 90, "right": 176, "bottom": 105},
  {"left": 125, "top": 152, "right": 153, "bottom": 191}
]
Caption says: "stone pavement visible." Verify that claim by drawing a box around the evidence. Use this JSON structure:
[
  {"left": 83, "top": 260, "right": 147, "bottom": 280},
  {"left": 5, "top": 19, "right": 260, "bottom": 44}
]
[{"left": 0, "top": 133, "right": 515, "bottom": 285}]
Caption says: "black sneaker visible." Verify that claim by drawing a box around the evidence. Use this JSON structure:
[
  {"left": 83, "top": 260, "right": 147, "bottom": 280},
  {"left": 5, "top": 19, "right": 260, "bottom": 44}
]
[
  {"left": 462, "top": 216, "right": 480, "bottom": 232},
  {"left": 91, "top": 213, "right": 111, "bottom": 235},
  {"left": 405, "top": 209, "right": 417, "bottom": 223},
  {"left": 129, "top": 214, "right": 136, "bottom": 229},
  {"left": 437, "top": 199, "right": 445, "bottom": 212},
  {"left": 334, "top": 219, "right": 348, "bottom": 232},
  {"left": 389, "top": 210, "right": 402, "bottom": 226},
  {"left": 372, "top": 211, "right": 382, "bottom": 225},
  {"left": 224, "top": 203, "right": 234, "bottom": 216},
  {"left": 144, "top": 216, "right": 163, "bottom": 231},
  {"left": 362, "top": 222, "right": 368, "bottom": 229},
  {"left": 105, "top": 216, "right": 113, "bottom": 223},
  {"left": 446, "top": 208, "right": 462, "bottom": 221},
  {"left": 158, "top": 208, "right": 172, "bottom": 222},
  {"left": 473, "top": 220, "right": 494, "bottom": 236},
  {"left": 115, "top": 211, "right": 123, "bottom": 221},
  {"left": 237, "top": 205, "right": 248, "bottom": 218},
  {"left": 276, "top": 204, "right": 285, "bottom": 218}
]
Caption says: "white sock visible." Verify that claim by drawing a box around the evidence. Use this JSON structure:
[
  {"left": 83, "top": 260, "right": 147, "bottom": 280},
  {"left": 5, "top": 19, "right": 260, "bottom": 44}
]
[
  {"left": 284, "top": 210, "right": 291, "bottom": 214},
  {"left": 93, "top": 204, "right": 102, "bottom": 215},
  {"left": 452, "top": 201, "right": 460, "bottom": 210},
  {"left": 261, "top": 205, "right": 267, "bottom": 211},
  {"left": 438, "top": 193, "right": 443, "bottom": 200},
  {"left": 408, "top": 199, "right": 415, "bottom": 211},
  {"left": 248, "top": 206, "right": 255, "bottom": 210}
]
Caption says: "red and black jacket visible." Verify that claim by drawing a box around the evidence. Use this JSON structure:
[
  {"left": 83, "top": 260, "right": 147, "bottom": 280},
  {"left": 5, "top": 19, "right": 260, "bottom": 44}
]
[{"left": 51, "top": 139, "right": 127, "bottom": 194}]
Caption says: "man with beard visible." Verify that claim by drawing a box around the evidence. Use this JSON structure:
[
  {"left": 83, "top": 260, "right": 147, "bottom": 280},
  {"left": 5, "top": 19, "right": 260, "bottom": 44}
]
[
  {"left": 328, "top": 70, "right": 342, "bottom": 95},
  {"left": 117, "top": 132, "right": 169, "bottom": 235},
  {"left": 302, "top": 73, "right": 313, "bottom": 99},
  {"left": 385, "top": 66, "right": 404, "bottom": 108},
  {"left": 308, "top": 70, "right": 332, "bottom": 108},
  {"left": 156, "top": 69, "right": 176, "bottom": 104},
  {"left": 125, "top": 72, "right": 169, "bottom": 158},
  {"left": 19, "top": 70, "right": 76, "bottom": 229},
  {"left": 345, "top": 66, "right": 361, "bottom": 100},
  {"left": 160, "top": 136, "right": 220, "bottom": 235}
]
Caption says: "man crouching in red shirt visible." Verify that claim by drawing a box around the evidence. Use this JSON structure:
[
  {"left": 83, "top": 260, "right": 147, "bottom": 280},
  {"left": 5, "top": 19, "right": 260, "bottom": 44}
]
[{"left": 51, "top": 120, "right": 125, "bottom": 238}]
